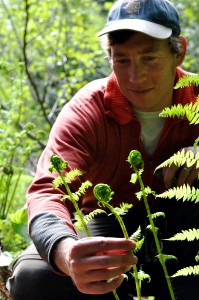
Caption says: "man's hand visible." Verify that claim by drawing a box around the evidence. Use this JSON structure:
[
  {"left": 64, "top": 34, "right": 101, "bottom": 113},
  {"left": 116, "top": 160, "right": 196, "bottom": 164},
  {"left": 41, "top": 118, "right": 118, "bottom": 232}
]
[
  {"left": 163, "top": 146, "right": 199, "bottom": 189},
  {"left": 53, "top": 236, "right": 137, "bottom": 295}
]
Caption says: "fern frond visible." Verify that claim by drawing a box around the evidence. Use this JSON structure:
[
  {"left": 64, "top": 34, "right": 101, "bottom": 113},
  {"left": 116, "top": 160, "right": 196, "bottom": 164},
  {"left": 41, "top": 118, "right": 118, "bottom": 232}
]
[
  {"left": 160, "top": 100, "right": 199, "bottom": 125},
  {"left": 64, "top": 169, "right": 82, "bottom": 183},
  {"left": 52, "top": 176, "right": 63, "bottom": 189},
  {"left": 136, "top": 186, "right": 153, "bottom": 200},
  {"left": 61, "top": 193, "right": 79, "bottom": 202},
  {"left": 83, "top": 209, "right": 106, "bottom": 224},
  {"left": 112, "top": 203, "right": 133, "bottom": 216},
  {"left": 129, "top": 227, "right": 144, "bottom": 252},
  {"left": 136, "top": 191, "right": 143, "bottom": 201},
  {"left": 130, "top": 226, "right": 142, "bottom": 242},
  {"left": 74, "top": 209, "right": 106, "bottom": 232},
  {"left": 149, "top": 212, "right": 165, "bottom": 219},
  {"left": 156, "top": 184, "right": 199, "bottom": 204},
  {"left": 130, "top": 170, "right": 144, "bottom": 184},
  {"left": 130, "top": 173, "right": 138, "bottom": 184},
  {"left": 160, "top": 103, "right": 186, "bottom": 119},
  {"left": 130, "top": 227, "right": 144, "bottom": 253},
  {"left": 73, "top": 214, "right": 84, "bottom": 232},
  {"left": 166, "top": 228, "right": 199, "bottom": 242},
  {"left": 75, "top": 181, "right": 93, "bottom": 197},
  {"left": 174, "top": 74, "right": 199, "bottom": 89},
  {"left": 131, "top": 270, "right": 151, "bottom": 283},
  {"left": 155, "top": 149, "right": 199, "bottom": 171},
  {"left": 146, "top": 224, "right": 158, "bottom": 233},
  {"left": 134, "top": 237, "right": 145, "bottom": 253},
  {"left": 156, "top": 254, "right": 177, "bottom": 263},
  {"left": 171, "top": 265, "right": 199, "bottom": 277}
]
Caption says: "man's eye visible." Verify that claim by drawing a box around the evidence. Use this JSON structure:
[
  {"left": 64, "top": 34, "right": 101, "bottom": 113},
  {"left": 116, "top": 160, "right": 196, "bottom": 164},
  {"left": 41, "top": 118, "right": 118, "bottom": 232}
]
[
  {"left": 144, "top": 56, "right": 157, "bottom": 62},
  {"left": 115, "top": 59, "right": 129, "bottom": 64}
]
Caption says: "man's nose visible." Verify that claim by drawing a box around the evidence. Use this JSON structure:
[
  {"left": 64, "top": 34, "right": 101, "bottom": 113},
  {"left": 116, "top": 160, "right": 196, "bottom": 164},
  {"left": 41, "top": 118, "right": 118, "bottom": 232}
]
[{"left": 128, "top": 62, "right": 145, "bottom": 83}]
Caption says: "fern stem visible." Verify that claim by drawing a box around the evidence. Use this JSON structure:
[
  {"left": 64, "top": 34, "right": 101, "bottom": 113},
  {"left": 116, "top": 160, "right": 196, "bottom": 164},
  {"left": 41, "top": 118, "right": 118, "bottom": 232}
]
[
  {"left": 112, "top": 289, "right": 120, "bottom": 300},
  {"left": 57, "top": 170, "right": 91, "bottom": 237},
  {"left": 104, "top": 202, "right": 142, "bottom": 300},
  {"left": 135, "top": 166, "right": 176, "bottom": 300}
]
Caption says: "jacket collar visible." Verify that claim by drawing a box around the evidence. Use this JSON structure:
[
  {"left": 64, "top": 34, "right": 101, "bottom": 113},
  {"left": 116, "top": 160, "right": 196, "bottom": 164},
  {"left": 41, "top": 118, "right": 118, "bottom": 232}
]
[{"left": 104, "top": 67, "right": 198, "bottom": 125}]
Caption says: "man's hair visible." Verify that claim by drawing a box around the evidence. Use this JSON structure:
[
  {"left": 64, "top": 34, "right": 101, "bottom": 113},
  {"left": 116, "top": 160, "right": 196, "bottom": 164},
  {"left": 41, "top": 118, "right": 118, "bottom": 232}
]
[{"left": 100, "top": 30, "right": 184, "bottom": 59}]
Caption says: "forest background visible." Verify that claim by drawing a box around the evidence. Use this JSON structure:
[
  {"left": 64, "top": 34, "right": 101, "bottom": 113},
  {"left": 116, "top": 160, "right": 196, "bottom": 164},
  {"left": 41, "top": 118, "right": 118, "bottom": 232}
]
[{"left": 0, "top": 0, "right": 198, "bottom": 278}]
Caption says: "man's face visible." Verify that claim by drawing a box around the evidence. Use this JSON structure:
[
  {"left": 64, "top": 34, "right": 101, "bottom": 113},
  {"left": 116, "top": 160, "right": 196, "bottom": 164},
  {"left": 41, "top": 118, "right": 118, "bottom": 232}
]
[{"left": 110, "top": 32, "right": 184, "bottom": 112}]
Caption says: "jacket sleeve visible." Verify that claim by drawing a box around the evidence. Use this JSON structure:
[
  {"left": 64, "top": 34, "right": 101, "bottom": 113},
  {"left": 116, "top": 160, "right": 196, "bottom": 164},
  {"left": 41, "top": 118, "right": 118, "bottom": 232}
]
[
  {"left": 29, "top": 212, "right": 79, "bottom": 271},
  {"left": 26, "top": 79, "right": 107, "bottom": 266}
]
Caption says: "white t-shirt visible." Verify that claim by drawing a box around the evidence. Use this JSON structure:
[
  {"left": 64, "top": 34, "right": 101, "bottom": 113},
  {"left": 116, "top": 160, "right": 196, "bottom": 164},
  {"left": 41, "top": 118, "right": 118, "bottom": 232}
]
[{"left": 133, "top": 109, "right": 166, "bottom": 156}]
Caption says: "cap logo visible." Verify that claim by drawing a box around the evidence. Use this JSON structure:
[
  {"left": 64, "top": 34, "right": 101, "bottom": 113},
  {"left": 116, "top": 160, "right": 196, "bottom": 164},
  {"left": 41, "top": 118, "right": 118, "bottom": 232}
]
[{"left": 124, "top": 0, "right": 147, "bottom": 14}]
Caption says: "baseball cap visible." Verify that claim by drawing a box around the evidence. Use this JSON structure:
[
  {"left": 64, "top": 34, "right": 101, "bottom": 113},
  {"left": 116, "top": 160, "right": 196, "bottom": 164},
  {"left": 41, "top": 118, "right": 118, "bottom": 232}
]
[{"left": 98, "top": 0, "right": 181, "bottom": 39}]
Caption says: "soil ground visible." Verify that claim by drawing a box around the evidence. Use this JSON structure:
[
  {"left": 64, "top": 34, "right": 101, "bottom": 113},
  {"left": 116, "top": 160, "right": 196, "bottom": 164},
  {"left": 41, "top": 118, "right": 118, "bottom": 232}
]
[{"left": 0, "top": 267, "right": 12, "bottom": 300}]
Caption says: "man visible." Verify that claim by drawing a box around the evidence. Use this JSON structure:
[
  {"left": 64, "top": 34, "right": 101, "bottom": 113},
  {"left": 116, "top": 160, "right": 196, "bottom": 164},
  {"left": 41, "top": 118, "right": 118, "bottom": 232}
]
[{"left": 7, "top": 0, "right": 199, "bottom": 299}]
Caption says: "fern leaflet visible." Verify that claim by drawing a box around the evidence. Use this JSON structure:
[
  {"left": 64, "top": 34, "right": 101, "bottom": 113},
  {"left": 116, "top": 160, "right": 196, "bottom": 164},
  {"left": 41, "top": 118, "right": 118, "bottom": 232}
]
[
  {"left": 52, "top": 176, "right": 64, "bottom": 189},
  {"left": 155, "top": 149, "right": 199, "bottom": 171},
  {"left": 174, "top": 74, "right": 199, "bottom": 89},
  {"left": 156, "top": 254, "right": 177, "bottom": 263},
  {"left": 130, "top": 227, "right": 142, "bottom": 242},
  {"left": 129, "top": 227, "right": 144, "bottom": 253},
  {"left": 160, "top": 100, "right": 199, "bottom": 125},
  {"left": 171, "top": 265, "right": 199, "bottom": 277},
  {"left": 149, "top": 212, "right": 165, "bottom": 219},
  {"left": 75, "top": 181, "right": 93, "bottom": 197},
  {"left": 111, "top": 203, "right": 133, "bottom": 216},
  {"left": 74, "top": 209, "right": 106, "bottom": 232},
  {"left": 131, "top": 270, "right": 151, "bottom": 283},
  {"left": 156, "top": 184, "right": 199, "bottom": 204},
  {"left": 64, "top": 169, "right": 83, "bottom": 183},
  {"left": 136, "top": 186, "right": 153, "bottom": 201},
  {"left": 166, "top": 228, "right": 199, "bottom": 242},
  {"left": 134, "top": 237, "right": 145, "bottom": 254},
  {"left": 83, "top": 209, "right": 106, "bottom": 224},
  {"left": 61, "top": 193, "right": 79, "bottom": 202}
]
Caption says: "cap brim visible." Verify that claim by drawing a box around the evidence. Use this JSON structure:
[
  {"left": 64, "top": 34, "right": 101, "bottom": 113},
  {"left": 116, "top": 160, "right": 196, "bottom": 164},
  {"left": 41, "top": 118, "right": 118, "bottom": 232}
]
[{"left": 97, "top": 19, "right": 172, "bottom": 39}]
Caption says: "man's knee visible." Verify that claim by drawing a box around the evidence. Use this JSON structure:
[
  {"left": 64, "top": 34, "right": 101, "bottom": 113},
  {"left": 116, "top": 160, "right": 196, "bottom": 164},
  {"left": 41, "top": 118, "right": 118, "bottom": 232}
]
[{"left": 7, "top": 257, "right": 51, "bottom": 299}]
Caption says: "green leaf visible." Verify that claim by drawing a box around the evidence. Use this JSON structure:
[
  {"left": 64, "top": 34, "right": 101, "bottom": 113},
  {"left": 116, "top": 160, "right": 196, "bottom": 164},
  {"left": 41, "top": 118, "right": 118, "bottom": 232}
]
[
  {"left": 171, "top": 265, "right": 199, "bottom": 277},
  {"left": 75, "top": 180, "right": 92, "bottom": 197},
  {"left": 131, "top": 270, "right": 151, "bottom": 282},
  {"left": 156, "top": 254, "right": 177, "bottom": 263},
  {"left": 165, "top": 228, "right": 199, "bottom": 241},
  {"left": 149, "top": 212, "right": 165, "bottom": 219},
  {"left": 130, "top": 173, "right": 138, "bottom": 184},
  {"left": 156, "top": 184, "right": 199, "bottom": 204},
  {"left": 9, "top": 207, "right": 28, "bottom": 224},
  {"left": 74, "top": 209, "right": 106, "bottom": 232},
  {"left": 130, "top": 226, "right": 142, "bottom": 242},
  {"left": 9, "top": 208, "right": 31, "bottom": 243},
  {"left": 112, "top": 203, "right": 133, "bottom": 216},
  {"left": 174, "top": 74, "right": 199, "bottom": 89}
]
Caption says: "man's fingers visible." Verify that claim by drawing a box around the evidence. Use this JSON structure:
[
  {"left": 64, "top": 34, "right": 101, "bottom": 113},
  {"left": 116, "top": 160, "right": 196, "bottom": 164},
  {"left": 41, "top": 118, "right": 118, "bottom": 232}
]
[
  {"left": 163, "top": 164, "right": 179, "bottom": 188},
  {"left": 72, "top": 252, "right": 137, "bottom": 273},
  {"left": 77, "top": 274, "right": 125, "bottom": 295},
  {"left": 163, "top": 164, "right": 198, "bottom": 188},
  {"left": 163, "top": 147, "right": 199, "bottom": 189},
  {"left": 177, "top": 165, "right": 198, "bottom": 187},
  {"left": 71, "top": 237, "right": 136, "bottom": 257},
  {"left": 74, "top": 265, "right": 132, "bottom": 283}
]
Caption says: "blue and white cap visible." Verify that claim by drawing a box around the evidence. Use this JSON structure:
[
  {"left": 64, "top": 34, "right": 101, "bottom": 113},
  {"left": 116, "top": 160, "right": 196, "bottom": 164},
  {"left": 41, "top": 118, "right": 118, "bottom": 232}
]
[{"left": 98, "top": 0, "right": 181, "bottom": 39}]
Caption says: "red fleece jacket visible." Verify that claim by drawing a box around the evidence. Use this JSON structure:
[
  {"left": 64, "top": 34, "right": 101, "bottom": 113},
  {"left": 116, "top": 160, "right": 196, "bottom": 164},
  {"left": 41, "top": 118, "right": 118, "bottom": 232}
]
[{"left": 27, "top": 67, "right": 199, "bottom": 234}]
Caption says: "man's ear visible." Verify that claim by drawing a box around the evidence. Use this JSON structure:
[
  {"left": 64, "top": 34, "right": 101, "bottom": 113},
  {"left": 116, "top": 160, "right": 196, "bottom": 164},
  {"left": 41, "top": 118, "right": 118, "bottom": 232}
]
[{"left": 177, "top": 36, "right": 187, "bottom": 66}]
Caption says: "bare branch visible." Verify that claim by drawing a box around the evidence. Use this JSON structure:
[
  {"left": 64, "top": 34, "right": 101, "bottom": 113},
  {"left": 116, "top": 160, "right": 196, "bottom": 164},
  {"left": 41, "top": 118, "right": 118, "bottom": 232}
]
[{"left": 23, "top": 0, "right": 53, "bottom": 127}]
